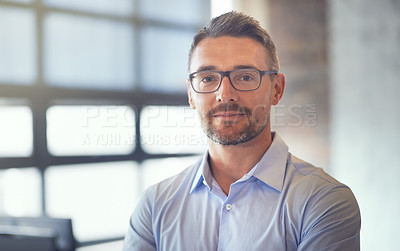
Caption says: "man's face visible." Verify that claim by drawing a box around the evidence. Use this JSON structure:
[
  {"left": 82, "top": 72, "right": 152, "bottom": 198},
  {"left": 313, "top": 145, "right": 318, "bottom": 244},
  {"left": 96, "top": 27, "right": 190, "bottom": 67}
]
[{"left": 187, "top": 36, "right": 284, "bottom": 145}]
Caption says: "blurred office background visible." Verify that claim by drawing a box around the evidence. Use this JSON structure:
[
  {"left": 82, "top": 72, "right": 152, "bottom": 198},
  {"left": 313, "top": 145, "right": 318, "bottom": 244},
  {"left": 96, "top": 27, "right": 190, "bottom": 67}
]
[{"left": 0, "top": 0, "right": 398, "bottom": 250}]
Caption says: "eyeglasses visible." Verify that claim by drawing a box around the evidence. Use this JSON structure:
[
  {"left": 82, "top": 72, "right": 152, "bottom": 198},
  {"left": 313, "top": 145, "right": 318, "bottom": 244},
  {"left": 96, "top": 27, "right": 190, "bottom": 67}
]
[{"left": 188, "top": 68, "right": 278, "bottom": 93}]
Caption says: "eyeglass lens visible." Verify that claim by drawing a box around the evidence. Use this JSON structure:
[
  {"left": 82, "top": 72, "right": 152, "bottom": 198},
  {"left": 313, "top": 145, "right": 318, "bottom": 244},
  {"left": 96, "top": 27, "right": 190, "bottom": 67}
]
[{"left": 191, "top": 69, "right": 260, "bottom": 93}]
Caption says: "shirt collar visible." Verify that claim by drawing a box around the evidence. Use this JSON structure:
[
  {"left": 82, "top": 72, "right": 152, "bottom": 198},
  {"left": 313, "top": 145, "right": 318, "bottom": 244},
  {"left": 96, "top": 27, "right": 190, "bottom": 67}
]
[
  {"left": 251, "top": 132, "right": 288, "bottom": 192},
  {"left": 190, "top": 151, "right": 211, "bottom": 193},
  {"left": 190, "top": 132, "right": 289, "bottom": 193}
]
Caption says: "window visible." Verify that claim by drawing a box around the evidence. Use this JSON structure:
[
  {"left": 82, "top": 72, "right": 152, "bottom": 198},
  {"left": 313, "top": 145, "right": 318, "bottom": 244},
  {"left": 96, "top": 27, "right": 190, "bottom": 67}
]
[
  {"left": 0, "top": 6, "right": 36, "bottom": 84},
  {"left": 0, "top": 0, "right": 210, "bottom": 246},
  {"left": 45, "top": 161, "right": 139, "bottom": 241},
  {"left": 0, "top": 100, "right": 33, "bottom": 157},
  {"left": 140, "top": 27, "right": 194, "bottom": 93},
  {"left": 141, "top": 156, "right": 201, "bottom": 190},
  {"left": 43, "top": 0, "right": 134, "bottom": 15},
  {"left": 47, "top": 105, "right": 136, "bottom": 156},
  {"left": 139, "top": 0, "right": 207, "bottom": 25},
  {"left": 0, "top": 168, "right": 41, "bottom": 216},
  {"left": 43, "top": 13, "right": 136, "bottom": 90},
  {"left": 140, "top": 106, "right": 206, "bottom": 154}
]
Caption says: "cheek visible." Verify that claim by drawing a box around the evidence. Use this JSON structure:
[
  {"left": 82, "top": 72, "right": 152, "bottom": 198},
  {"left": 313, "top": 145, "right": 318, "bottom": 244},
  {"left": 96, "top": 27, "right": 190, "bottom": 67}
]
[
  {"left": 245, "top": 92, "right": 271, "bottom": 109},
  {"left": 251, "top": 104, "right": 270, "bottom": 123},
  {"left": 257, "top": 90, "right": 273, "bottom": 107},
  {"left": 192, "top": 95, "right": 214, "bottom": 112}
]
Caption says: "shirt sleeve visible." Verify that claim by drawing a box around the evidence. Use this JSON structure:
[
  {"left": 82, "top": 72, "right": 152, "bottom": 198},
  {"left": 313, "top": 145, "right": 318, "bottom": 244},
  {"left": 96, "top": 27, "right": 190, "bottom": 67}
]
[
  {"left": 123, "top": 188, "right": 157, "bottom": 251},
  {"left": 298, "top": 185, "right": 361, "bottom": 251}
]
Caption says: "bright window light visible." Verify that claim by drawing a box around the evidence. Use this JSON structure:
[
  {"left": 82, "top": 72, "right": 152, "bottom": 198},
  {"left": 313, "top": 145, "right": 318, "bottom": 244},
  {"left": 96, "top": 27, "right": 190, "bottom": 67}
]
[
  {"left": 45, "top": 161, "right": 139, "bottom": 241},
  {"left": 141, "top": 27, "right": 194, "bottom": 93},
  {"left": 141, "top": 156, "right": 201, "bottom": 191},
  {"left": 140, "top": 106, "right": 207, "bottom": 154},
  {"left": 0, "top": 104, "right": 33, "bottom": 157},
  {"left": 44, "top": 13, "right": 135, "bottom": 90},
  {"left": 43, "top": 0, "right": 134, "bottom": 16},
  {"left": 0, "top": 168, "right": 41, "bottom": 216},
  {"left": 47, "top": 105, "right": 136, "bottom": 156},
  {"left": 0, "top": 6, "right": 36, "bottom": 84},
  {"left": 211, "top": 0, "right": 233, "bottom": 17},
  {"left": 139, "top": 0, "right": 206, "bottom": 26}
]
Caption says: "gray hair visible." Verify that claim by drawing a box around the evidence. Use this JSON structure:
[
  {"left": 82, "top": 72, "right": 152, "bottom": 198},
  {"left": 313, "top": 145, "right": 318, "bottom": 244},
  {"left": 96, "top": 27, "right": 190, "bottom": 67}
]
[{"left": 188, "top": 11, "right": 279, "bottom": 73}]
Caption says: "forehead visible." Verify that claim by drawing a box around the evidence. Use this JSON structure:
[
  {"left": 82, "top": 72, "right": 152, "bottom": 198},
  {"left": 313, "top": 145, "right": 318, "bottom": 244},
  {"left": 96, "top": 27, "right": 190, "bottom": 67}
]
[{"left": 190, "top": 36, "right": 269, "bottom": 72}]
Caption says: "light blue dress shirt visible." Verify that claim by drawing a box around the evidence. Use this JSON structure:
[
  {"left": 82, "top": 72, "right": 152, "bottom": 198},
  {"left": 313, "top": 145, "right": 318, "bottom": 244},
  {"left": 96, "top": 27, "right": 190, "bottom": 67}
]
[{"left": 124, "top": 133, "right": 361, "bottom": 251}]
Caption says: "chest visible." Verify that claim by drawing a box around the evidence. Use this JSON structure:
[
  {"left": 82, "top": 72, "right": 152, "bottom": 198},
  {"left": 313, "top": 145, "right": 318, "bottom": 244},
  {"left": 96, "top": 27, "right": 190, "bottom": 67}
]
[{"left": 153, "top": 182, "right": 301, "bottom": 251}]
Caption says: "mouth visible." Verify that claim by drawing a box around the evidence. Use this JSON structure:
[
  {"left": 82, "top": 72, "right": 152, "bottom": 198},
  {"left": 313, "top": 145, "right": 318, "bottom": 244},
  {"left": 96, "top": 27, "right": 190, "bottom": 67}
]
[
  {"left": 207, "top": 103, "right": 251, "bottom": 122},
  {"left": 213, "top": 111, "right": 246, "bottom": 118}
]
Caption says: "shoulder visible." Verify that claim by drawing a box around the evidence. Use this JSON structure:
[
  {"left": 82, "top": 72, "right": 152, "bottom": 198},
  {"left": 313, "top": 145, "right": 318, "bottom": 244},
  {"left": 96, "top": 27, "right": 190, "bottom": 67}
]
[
  {"left": 284, "top": 153, "right": 360, "bottom": 223},
  {"left": 131, "top": 157, "right": 202, "bottom": 225},
  {"left": 125, "top": 159, "right": 201, "bottom": 250},
  {"left": 287, "top": 153, "right": 348, "bottom": 191},
  {"left": 285, "top": 154, "right": 361, "bottom": 244},
  {"left": 285, "top": 153, "right": 359, "bottom": 208}
]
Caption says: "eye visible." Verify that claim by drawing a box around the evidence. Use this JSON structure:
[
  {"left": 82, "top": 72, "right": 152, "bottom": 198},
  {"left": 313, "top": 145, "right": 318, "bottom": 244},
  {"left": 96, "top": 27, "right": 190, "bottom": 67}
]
[
  {"left": 202, "top": 76, "right": 215, "bottom": 83},
  {"left": 237, "top": 74, "right": 255, "bottom": 82},
  {"left": 240, "top": 75, "right": 253, "bottom": 81}
]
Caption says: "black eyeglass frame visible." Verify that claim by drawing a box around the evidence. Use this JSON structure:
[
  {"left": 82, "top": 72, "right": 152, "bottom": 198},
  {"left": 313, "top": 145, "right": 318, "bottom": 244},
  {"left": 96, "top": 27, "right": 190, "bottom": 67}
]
[{"left": 188, "top": 68, "right": 278, "bottom": 94}]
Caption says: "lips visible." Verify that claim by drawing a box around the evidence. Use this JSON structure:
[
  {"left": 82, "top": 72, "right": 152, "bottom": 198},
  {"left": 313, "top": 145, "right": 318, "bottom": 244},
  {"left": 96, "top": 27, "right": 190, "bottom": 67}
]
[
  {"left": 213, "top": 111, "right": 245, "bottom": 117},
  {"left": 207, "top": 104, "right": 250, "bottom": 119}
]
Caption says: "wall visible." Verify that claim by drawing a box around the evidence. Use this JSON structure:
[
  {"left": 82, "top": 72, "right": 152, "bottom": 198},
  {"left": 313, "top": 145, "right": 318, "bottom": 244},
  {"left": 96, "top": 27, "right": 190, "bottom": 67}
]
[
  {"left": 234, "top": 0, "right": 330, "bottom": 169},
  {"left": 227, "top": 0, "right": 400, "bottom": 248},
  {"left": 268, "top": 0, "right": 330, "bottom": 169},
  {"left": 329, "top": 0, "right": 400, "bottom": 250}
]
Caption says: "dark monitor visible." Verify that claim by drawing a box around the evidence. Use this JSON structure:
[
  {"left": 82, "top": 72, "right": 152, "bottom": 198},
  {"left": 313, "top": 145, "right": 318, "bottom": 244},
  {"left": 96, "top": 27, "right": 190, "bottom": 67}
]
[
  {"left": 0, "top": 233, "right": 55, "bottom": 251},
  {"left": 0, "top": 216, "right": 75, "bottom": 251}
]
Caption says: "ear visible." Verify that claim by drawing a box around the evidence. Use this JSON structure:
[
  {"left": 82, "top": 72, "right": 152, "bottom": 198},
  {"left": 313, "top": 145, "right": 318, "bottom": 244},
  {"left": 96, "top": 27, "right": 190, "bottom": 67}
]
[
  {"left": 271, "top": 73, "right": 285, "bottom": 105},
  {"left": 187, "top": 79, "right": 196, "bottom": 109}
]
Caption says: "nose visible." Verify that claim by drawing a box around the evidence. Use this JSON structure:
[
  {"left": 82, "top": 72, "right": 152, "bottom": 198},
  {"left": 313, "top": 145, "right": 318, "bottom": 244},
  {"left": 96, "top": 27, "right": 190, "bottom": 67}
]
[{"left": 216, "top": 76, "right": 238, "bottom": 103}]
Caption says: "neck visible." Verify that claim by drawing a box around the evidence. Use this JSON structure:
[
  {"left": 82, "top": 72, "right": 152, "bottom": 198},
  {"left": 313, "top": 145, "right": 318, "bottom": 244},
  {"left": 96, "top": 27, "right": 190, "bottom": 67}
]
[{"left": 208, "top": 128, "right": 273, "bottom": 195}]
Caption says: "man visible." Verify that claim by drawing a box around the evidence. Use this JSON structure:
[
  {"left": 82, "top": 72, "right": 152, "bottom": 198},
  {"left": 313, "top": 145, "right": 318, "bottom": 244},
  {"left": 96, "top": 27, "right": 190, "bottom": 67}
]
[{"left": 124, "top": 11, "right": 361, "bottom": 251}]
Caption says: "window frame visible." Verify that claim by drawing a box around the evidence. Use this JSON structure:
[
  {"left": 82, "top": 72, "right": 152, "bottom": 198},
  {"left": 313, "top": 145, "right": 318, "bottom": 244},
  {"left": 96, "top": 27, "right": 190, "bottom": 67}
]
[{"left": 0, "top": 0, "right": 209, "bottom": 246}]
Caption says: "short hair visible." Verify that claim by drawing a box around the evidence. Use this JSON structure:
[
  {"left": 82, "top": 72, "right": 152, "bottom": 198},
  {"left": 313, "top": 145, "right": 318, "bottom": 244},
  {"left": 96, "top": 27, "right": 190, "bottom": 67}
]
[{"left": 188, "top": 11, "right": 279, "bottom": 72}]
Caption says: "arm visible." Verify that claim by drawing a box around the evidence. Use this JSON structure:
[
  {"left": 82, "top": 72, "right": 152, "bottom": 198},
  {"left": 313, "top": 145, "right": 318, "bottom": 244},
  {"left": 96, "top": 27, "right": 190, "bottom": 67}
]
[
  {"left": 123, "top": 189, "right": 156, "bottom": 251},
  {"left": 298, "top": 186, "right": 361, "bottom": 251}
]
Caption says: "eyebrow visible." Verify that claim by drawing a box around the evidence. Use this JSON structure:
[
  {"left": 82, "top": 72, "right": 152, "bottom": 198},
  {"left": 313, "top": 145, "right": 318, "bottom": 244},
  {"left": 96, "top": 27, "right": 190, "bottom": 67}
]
[
  {"left": 196, "top": 65, "right": 217, "bottom": 71},
  {"left": 234, "top": 65, "right": 258, "bottom": 70},
  {"left": 195, "top": 64, "right": 258, "bottom": 72}
]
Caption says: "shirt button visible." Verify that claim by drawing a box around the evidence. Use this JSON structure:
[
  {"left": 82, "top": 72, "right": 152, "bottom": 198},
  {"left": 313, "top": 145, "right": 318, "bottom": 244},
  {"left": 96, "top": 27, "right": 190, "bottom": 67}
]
[{"left": 225, "top": 204, "right": 232, "bottom": 211}]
